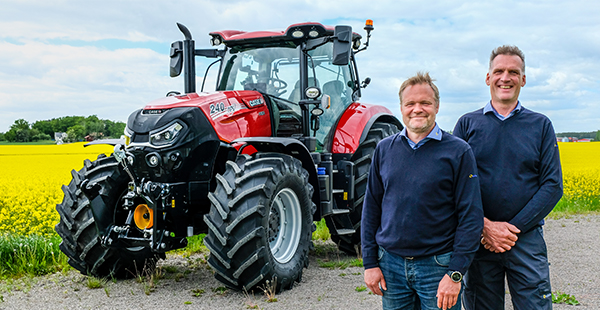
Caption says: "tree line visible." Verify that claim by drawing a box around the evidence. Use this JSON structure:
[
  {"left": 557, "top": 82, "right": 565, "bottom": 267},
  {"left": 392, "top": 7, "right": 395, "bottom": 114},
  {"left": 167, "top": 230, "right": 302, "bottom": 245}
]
[
  {"left": 556, "top": 131, "right": 599, "bottom": 141},
  {"left": 0, "top": 116, "right": 126, "bottom": 143}
]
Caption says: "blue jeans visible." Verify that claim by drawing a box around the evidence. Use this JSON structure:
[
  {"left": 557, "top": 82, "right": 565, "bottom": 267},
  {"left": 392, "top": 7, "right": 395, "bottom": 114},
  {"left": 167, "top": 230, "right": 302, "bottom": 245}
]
[
  {"left": 463, "top": 226, "right": 552, "bottom": 310},
  {"left": 378, "top": 247, "right": 461, "bottom": 310}
]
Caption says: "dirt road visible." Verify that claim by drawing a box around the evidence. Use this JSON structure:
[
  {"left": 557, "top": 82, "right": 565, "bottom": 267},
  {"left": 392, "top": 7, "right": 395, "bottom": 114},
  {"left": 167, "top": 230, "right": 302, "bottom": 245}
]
[{"left": 1, "top": 215, "right": 598, "bottom": 309}]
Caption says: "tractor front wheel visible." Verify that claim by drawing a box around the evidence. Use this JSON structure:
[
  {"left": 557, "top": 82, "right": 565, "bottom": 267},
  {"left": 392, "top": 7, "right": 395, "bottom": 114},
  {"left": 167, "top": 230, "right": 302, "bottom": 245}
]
[
  {"left": 204, "top": 153, "right": 315, "bottom": 292},
  {"left": 55, "top": 154, "right": 162, "bottom": 278}
]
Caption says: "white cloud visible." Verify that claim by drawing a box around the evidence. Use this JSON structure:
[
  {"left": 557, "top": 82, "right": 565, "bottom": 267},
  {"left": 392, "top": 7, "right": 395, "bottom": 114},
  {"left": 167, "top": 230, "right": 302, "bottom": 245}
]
[{"left": 1, "top": 0, "right": 599, "bottom": 133}]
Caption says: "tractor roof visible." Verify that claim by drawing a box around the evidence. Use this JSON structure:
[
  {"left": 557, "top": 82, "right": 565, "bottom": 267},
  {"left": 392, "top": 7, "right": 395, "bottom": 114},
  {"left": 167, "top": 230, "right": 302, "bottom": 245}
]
[{"left": 209, "top": 22, "right": 361, "bottom": 48}]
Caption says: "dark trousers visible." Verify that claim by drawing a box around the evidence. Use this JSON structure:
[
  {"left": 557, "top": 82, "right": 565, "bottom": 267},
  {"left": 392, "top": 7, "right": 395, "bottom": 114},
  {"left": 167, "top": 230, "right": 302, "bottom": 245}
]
[{"left": 463, "top": 226, "right": 552, "bottom": 310}]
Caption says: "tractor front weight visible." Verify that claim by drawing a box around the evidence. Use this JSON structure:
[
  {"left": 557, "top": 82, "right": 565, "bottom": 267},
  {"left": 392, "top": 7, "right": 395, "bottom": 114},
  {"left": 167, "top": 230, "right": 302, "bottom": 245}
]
[{"left": 101, "top": 179, "right": 190, "bottom": 253}]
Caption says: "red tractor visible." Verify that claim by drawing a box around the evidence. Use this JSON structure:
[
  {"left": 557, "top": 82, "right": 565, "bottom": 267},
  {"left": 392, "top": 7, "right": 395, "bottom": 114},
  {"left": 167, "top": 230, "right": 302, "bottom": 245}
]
[{"left": 56, "top": 20, "right": 401, "bottom": 292}]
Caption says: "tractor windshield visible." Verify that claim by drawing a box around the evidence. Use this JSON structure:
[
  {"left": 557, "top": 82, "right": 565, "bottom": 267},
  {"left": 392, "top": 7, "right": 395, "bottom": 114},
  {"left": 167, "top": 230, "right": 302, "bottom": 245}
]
[{"left": 217, "top": 43, "right": 355, "bottom": 150}]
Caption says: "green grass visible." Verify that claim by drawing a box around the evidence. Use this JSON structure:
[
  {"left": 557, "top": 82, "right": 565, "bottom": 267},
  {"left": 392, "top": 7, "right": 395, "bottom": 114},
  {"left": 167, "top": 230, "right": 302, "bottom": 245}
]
[
  {"left": 552, "top": 291, "right": 580, "bottom": 305},
  {"left": 312, "top": 219, "right": 330, "bottom": 241},
  {"left": 318, "top": 258, "right": 363, "bottom": 269},
  {"left": 550, "top": 197, "right": 600, "bottom": 216},
  {"left": 0, "top": 140, "right": 56, "bottom": 145},
  {"left": 172, "top": 234, "right": 207, "bottom": 257},
  {"left": 0, "top": 198, "right": 596, "bottom": 280},
  {"left": 0, "top": 234, "right": 69, "bottom": 279}
]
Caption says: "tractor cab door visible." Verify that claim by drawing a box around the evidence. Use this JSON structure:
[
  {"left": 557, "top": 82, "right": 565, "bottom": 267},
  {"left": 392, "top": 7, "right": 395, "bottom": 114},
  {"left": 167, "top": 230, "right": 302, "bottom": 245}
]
[{"left": 305, "top": 43, "right": 355, "bottom": 151}]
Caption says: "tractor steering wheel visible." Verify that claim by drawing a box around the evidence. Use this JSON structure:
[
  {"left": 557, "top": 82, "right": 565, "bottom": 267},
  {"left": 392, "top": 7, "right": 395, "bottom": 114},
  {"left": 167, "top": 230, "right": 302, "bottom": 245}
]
[{"left": 269, "top": 78, "right": 288, "bottom": 91}]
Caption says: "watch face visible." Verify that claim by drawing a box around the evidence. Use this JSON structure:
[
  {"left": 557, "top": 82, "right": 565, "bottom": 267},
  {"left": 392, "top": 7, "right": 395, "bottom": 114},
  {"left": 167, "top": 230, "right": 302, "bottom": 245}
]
[{"left": 450, "top": 271, "right": 462, "bottom": 282}]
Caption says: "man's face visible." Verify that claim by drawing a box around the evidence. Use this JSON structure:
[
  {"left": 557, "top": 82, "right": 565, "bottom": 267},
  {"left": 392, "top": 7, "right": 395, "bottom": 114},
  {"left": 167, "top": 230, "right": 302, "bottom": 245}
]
[
  {"left": 486, "top": 54, "right": 526, "bottom": 106},
  {"left": 400, "top": 83, "right": 439, "bottom": 135}
]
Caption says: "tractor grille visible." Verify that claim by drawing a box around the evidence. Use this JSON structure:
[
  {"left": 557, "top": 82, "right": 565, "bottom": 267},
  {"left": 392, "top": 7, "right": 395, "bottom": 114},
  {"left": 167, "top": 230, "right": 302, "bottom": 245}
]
[{"left": 132, "top": 133, "right": 149, "bottom": 143}]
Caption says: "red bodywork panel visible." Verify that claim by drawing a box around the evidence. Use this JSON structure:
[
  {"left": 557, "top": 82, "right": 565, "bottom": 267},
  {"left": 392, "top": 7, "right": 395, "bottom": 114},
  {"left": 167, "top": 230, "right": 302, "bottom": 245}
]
[
  {"left": 332, "top": 102, "right": 396, "bottom": 154},
  {"left": 210, "top": 22, "right": 361, "bottom": 45},
  {"left": 144, "top": 91, "right": 272, "bottom": 143}
]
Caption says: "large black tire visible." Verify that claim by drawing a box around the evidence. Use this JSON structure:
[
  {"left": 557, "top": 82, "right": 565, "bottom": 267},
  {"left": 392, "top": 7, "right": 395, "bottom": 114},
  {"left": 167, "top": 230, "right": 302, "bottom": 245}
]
[
  {"left": 328, "top": 122, "right": 399, "bottom": 255},
  {"left": 55, "top": 154, "right": 162, "bottom": 278},
  {"left": 204, "top": 153, "right": 316, "bottom": 292}
]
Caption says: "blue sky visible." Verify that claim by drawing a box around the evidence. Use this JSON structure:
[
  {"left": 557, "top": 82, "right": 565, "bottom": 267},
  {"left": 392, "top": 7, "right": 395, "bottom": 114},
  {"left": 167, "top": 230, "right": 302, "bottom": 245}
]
[{"left": 1, "top": 0, "right": 599, "bottom": 134}]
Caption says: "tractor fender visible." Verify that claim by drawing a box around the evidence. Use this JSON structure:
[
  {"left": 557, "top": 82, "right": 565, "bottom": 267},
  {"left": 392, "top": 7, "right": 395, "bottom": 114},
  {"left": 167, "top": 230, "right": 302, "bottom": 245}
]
[
  {"left": 231, "top": 137, "right": 321, "bottom": 219},
  {"left": 331, "top": 103, "right": 402, "bottom": 154},
  {"left": 83, "top": 138, "right": 126, "bottom": 147}
]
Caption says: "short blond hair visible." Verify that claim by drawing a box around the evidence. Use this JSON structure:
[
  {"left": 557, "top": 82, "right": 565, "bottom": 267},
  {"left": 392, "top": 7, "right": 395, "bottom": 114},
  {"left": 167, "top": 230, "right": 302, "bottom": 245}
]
[{"left": 398, "top": 72, "right": 439, "bottom": 106}]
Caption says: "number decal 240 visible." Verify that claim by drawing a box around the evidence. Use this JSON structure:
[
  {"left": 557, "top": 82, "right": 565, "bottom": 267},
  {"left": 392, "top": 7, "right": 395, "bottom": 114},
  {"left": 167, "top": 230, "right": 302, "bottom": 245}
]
[{"left": 209, "top": 102, "right": 226, "bottom": 114}]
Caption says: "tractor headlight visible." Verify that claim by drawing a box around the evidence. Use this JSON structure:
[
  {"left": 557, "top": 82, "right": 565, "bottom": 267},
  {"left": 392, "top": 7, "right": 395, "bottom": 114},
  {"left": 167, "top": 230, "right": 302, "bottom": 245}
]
[
  {"left": 150, "top": 122, "right": 184, "bottom": 147},
  {"left": 291, "top": 29, "right": 304, "bottom": 39}
]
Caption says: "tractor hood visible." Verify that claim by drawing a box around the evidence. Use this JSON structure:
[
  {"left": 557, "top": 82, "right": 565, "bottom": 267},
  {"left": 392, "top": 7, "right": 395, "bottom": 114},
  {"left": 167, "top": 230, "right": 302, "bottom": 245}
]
[{"left": 127, "top": 90, "right": 272, "bottom": 145}]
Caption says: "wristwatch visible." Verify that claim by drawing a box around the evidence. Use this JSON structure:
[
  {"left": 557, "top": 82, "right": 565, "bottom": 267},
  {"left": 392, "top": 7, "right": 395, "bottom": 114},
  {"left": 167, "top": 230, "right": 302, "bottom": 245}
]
[{"left": 447, "top": 271, "right": 463, "bottom": 283}]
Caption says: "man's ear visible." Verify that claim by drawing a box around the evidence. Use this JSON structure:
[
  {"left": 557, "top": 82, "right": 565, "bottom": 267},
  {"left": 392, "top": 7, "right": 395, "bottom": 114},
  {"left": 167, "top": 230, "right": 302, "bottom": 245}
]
[{"left": 485, "top": 72, "right": 491, "bottom": 86}]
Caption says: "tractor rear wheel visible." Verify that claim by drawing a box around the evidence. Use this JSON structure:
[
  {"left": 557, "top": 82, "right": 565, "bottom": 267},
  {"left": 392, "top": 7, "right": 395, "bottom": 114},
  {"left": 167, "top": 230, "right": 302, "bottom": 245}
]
[
  {"left": 328, "top": 122, "right": 399, "bottom": 255},
  {"left": 55, "top": 154, "right": 162, "bottom": 278},
  {"left": 204, "top": 153, "right": 315, "bottom": 292}
]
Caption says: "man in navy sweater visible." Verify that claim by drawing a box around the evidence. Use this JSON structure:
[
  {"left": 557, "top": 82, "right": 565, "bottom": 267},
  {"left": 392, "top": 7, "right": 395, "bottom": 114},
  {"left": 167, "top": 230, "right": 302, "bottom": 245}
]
[
  {"left": 362, "top": 72, "right": 483, "bottom": 310},
  {"left": 453, "top": 45, "right": 563, "bottom": 310}
]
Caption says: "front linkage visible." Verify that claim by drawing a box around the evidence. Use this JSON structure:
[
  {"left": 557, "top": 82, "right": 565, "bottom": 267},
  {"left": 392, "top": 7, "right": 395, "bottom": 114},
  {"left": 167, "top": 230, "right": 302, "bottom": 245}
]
[{"left": 99, "top": 144, "right": 190, "bottom": 253}]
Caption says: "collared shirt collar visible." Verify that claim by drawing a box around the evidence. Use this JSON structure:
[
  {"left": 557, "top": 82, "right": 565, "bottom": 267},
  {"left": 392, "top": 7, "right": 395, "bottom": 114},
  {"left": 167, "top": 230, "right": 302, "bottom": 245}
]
[
  {"left": 400, "top": 123, "right": 442, "bottom": 149},
  {"left": 483, "top": 101, "right": 522, "bottom": 120}
]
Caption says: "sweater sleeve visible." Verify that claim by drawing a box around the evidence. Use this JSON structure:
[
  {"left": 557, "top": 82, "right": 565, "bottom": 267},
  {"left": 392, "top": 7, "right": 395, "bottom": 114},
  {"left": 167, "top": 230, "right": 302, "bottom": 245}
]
[
  {"left": 508, "top": 120, "right": 563, "bottom": 232},
  {"left": 452, "top": 116, "right": 468, "bottom": 142},
  {"left": 448, "top": 147, "right": 484, "bottom": 274},
  {"left": 361, "top": 144, "right": 384, "bottom": 270}
]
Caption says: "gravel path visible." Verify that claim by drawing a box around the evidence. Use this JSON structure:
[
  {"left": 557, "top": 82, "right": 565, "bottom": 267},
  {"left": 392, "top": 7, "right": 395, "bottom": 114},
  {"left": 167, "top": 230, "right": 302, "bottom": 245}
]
[{"left": 1, "top": 215, "right": 598, "bottom": 310}]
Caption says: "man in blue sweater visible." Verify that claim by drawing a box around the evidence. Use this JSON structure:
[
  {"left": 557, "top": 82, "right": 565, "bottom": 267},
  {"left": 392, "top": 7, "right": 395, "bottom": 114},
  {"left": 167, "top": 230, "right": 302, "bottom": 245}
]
[
  {"left": 453, "top": 45, "right": 563, "bottom": 310},
  {"left": 362, "top": 72, "right": 483, "bottom": 310}
]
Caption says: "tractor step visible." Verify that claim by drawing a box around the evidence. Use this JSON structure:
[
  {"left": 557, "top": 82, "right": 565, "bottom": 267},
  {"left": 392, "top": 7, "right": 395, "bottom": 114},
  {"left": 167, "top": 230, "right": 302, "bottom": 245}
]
[
  {"left": 331, "top": 208, "right": 350, "bottom": 215},
  {"left": 335, "top": 229, "right": 356, "bottom": 235}
]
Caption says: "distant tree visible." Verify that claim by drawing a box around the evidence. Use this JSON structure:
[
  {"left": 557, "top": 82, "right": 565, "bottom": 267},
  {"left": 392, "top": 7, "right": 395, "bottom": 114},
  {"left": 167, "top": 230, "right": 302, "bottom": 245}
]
[
  {"left": 6, "top": 119, "right": 31, "bottom": 142},
  {"left": 66, "top": 125, "right": 86, "bottom": 142},
  {"left": 104, "top": 120, "right": 126, "bottom": 138},
  {"left": 0, "top": 132, "right": 4, "bottom": 141},
  {"left": 10, "top": 119, "right": 30, "bottom": 131},
  {"left": 14, "top": 129, "right": 30, "bottom": 142},
  {"left": 596, "top": 130, "right": 600, "bottom": 142},
  {"left": 556, "top": 131, "right": 597, "bottom": 139},
  {"left": 29, "top": 128, "right": 51, "bottom": 141},
  {"left": 4, "top": 130, "right": 16, "bottom": 142},
  {"left": 85, "top": 115, "right": 105, "bottom": 135},
  {"left": 10, "top": 116, "right": 127, "bottom": 142}
]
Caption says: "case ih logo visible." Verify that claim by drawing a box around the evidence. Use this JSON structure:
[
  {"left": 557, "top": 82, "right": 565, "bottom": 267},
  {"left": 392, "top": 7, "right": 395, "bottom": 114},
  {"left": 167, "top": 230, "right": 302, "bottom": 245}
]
[{"left": 247, "top": 98, "right": 263, "bottom": 107}]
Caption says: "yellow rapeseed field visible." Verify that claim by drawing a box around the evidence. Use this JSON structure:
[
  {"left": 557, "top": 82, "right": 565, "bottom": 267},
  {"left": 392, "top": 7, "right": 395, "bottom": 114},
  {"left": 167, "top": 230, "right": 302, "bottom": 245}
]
[
  {"left": 0, "top": 142, "right": 598, "bottom": 237},
  {"left": 0, "top": 143, "right": 112, "bottom": 236},
  {"left": 557, "top": 142, "right": 600, "bottom": 209}
]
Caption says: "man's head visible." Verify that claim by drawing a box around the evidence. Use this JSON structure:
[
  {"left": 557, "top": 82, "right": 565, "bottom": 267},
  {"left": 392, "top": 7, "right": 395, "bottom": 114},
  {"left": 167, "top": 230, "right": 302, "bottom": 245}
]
[
  {"left": 398, "top": 72, "right": 439, "bottom": 135},
  {"left": 486, "top": 45, "right": 526, "bottom": 106}
]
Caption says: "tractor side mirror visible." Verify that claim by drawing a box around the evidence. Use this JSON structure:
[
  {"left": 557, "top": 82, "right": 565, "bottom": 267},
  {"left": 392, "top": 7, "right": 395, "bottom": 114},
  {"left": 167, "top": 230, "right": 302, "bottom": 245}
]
[
  {"left": 170, "top": 41, "right": 183, "bottom": 77},
  {"left": 332, "top": 25, "right": 352, "bottom": 66}
]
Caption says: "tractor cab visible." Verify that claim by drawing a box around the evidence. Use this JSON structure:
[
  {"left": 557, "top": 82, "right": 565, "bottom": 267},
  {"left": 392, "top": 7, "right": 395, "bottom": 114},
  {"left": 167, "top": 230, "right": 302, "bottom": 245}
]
[{"left": 170, "top": 22, "right": 372, "bottom": 151}]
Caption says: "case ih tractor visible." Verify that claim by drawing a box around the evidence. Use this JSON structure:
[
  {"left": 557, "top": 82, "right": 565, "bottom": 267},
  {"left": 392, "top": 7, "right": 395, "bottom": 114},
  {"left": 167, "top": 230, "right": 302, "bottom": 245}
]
[{"left": 56, "top": 20, "right": 401, "bottom": 292}]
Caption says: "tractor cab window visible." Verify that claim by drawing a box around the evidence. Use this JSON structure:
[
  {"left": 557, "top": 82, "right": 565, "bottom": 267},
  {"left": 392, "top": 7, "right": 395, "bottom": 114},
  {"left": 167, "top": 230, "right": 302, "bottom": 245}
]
[
  {"left": 217, "top": 43, "right": 355, "bottom": 151},
  {"left": 218, "top": 47, "right": 300, "bottom": 105}
]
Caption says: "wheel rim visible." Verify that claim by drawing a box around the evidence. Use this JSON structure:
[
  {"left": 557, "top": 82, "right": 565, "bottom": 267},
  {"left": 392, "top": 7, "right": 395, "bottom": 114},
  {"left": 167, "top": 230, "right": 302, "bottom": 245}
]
[{"left": 268, "top": 188, "right": 302, "bottom": 264}]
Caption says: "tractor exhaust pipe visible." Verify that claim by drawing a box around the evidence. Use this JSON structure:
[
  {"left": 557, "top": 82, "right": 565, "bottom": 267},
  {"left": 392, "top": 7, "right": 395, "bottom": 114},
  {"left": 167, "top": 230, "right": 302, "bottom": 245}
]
[{"left": 170, "top": 23, "right": 196, "bottom": 94}]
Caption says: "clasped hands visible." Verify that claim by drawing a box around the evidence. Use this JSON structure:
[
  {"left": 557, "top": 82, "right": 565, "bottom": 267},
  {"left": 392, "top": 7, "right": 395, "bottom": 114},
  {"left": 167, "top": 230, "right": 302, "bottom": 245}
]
[{"left": 480, "top": 218, "right": 521, "bottom": 253}]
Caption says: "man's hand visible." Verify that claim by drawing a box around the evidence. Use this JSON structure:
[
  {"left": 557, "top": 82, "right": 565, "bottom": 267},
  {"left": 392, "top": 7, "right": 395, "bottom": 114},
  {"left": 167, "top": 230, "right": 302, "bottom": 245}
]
[
  {"left": 364, "top": 267, "right": 387, "bottom": 296},
  {"left": 481, "top": 218, "right": 520, "bottom": 253},
  {"left": 436, "top": 274, "right": 461, "bottom": 310}
]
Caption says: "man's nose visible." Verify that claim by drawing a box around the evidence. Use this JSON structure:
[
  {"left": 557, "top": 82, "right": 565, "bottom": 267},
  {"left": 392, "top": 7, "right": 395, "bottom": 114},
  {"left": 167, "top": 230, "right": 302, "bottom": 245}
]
[{"left": 413, "top": 103, "right": 424, "bottom": 112}]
